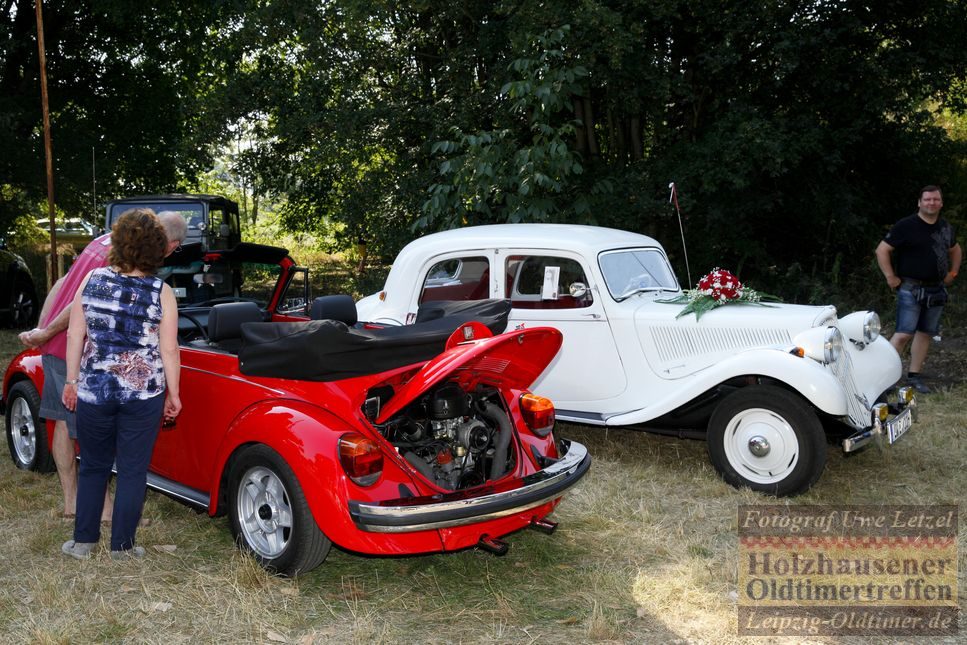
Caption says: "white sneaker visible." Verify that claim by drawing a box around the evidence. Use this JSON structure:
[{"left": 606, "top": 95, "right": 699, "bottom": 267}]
[
  {"left": 62, "top": 540, "right": 96, "bottom": 560},
  {"left": 110, "top": 546, "right": 146, "bottom": 560}
]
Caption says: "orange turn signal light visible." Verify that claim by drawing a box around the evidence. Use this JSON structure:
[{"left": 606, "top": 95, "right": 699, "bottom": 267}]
[{"left": 520, "top": 393, "right": 555, "bottom": 437}]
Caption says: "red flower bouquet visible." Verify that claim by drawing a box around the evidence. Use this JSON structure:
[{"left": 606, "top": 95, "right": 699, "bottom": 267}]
[{"left": 659, "top": 268, "right": 777, "bottom": 320}]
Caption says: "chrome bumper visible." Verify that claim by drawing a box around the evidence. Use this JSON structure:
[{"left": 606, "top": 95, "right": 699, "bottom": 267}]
[
  {"left": 348, "top": 439, "right": 591, "bottom": 533},
  {"left": 842, "top": 388, "right": 918, "bottom": 453}
]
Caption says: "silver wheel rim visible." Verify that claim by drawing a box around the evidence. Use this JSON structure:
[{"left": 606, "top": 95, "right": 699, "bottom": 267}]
[
  {"left": 722, "top": 407, "right": 799, "bottom": 484},
  {"left": 9, "top": 397, "right": 36, "bottom": 465},
  {"left": 236, "top": 466, "right": 293, "bottom": 559}
]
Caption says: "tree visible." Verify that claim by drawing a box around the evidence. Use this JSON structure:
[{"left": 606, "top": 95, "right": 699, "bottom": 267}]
[{"left": 0, "top": 0, "right": 237, "bottom": 229}]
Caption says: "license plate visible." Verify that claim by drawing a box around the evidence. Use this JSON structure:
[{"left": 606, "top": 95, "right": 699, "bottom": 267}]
[{"left": 886, "top": 407, "right": 913, "bottom": 444}]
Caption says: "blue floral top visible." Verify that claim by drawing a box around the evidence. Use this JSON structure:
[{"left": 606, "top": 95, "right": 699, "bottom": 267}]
[{"left": 77, "top": 267, "right": 165, "bottom": 404}]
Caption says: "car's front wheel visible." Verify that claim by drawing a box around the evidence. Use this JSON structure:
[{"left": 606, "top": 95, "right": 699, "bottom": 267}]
[
  {"left": 5, "top": 381, "right": 54, "bottom": 472},
  {"left": 707, "top": 385, "right": 826, "bottom": 496},
  {"left": 227, "top": 445, "right": 331, "bottom": 576}
]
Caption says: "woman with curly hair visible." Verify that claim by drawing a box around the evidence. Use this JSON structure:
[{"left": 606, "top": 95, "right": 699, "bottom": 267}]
[{"left": 60, "top": 208, "right": 182, "bottom": 559}]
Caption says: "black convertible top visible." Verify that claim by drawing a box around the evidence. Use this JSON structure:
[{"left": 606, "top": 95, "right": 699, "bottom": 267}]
[
  {"left": 238, "top": 300, "right": 512, "bottom": 381},
  {"left": 164, "top": 241, "right": 290, "bottom": 268}
]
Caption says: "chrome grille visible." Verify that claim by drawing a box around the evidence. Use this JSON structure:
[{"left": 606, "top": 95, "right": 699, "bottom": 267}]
[
  {"left": 650, "top": 327, "right": 791, "bottom": 363},
  {"left": 829, "top": 349, "right": 869, "bottom": 429}
]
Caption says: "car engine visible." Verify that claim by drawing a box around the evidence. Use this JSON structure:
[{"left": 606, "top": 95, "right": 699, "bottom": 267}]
[{"left": 371, "top": 382, "right": 515, "bottom": 491}]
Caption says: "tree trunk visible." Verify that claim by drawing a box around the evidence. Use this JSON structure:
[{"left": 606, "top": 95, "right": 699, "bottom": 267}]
[
  {"left": 583, "top": 96, "right": 599, "bottom": 157},
  {"left": 573, "top": 96, "right": 587, "bottom": 154},
  {"left": 630, "top": 116, "right": 642, "bottom": 160},
  {"left": 251, "top": 190, "right": 259, "bottom": 225}
]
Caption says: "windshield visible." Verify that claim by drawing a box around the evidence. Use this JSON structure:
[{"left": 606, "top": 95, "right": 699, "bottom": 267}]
[
  {"left": 109, "top": 203, "right": 206, "bottom": 234},
  {"left": 599, "top": 249, "right": 680, "bottom": 300},
  {"left": 163, "top": 257, "right": 282, "bottom": 308}
]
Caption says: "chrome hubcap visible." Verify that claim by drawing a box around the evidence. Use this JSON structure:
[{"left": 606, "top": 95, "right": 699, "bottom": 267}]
[{"left": 748, "top": 435, "right": 770, "bottom": 457}]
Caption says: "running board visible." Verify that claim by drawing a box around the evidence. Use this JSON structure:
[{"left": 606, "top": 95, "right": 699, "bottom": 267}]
[
  {"left": 145, "top": 472, "right": 210, "bottom": 509},
  {"left": 555, "top": 409, "right": 607, "bottom": 425}
]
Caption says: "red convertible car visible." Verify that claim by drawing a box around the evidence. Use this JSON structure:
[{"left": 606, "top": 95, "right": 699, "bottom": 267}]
[{"left": 2, "top": 243, "right": 590, "bottom": 575}]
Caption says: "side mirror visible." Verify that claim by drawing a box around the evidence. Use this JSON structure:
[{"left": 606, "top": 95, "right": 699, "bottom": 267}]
[{"left": 569, "top": 282, "right": 588, "bottom": 298}]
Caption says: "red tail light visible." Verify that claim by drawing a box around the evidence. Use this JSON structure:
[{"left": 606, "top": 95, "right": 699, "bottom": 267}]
[
  {"left": 338, "top": 433, "right": 383, "bottom": 486},
  {"left": 520, "top": 393, "right": 555, "bottom": 437}
]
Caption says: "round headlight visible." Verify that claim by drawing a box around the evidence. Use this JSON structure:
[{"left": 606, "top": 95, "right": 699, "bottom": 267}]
[
  {"left": 863, "top": 312, "right": 881, "bottom": 343},
  {"left": 823, "top": 327, "right": 843, "bottom": 364}
]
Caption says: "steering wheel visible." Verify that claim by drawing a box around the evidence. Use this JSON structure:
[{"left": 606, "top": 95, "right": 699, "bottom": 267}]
[{"left": 178, "top": 311, "right": 208, "bottom": 344}]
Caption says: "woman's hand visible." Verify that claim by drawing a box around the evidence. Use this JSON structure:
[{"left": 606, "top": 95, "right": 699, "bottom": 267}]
[
  {"left": 164, "top": 393, "right": 182, "bottom": 420},
  {"left": 62, "top": 382, "right": 78, "bottom": 412}
]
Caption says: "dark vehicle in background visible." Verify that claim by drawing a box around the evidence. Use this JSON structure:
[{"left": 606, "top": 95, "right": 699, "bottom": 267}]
[
  {"left": 0, "top": 247, "right": 38, "bottom": 328},
  {"left": 106, "top": 194, "right": 241, "bottom": 251}
]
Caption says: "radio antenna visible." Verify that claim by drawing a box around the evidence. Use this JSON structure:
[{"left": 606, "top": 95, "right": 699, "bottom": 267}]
[{"left": 669, "top": 182, "right": 692, "bottom": 287}]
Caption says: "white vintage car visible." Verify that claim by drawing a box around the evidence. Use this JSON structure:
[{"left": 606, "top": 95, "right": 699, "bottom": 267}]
[{"left": 356, "top": 224, "right": 916, "bottom": 495}]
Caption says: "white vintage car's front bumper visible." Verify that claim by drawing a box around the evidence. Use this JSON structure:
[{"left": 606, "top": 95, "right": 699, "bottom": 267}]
[{"left": 841, "top": 386, "right": 918, "bottom": 452}]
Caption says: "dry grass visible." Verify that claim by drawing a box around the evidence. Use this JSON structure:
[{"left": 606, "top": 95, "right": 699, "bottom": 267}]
[{"left": 1, "top": 328, "right": 964, "bottom": 643}]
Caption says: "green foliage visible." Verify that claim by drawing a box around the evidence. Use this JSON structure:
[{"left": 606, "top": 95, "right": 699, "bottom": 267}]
[
  {"left": 3, "top": 0, "right": 965, "bottom": 288},
  {"left": 0, "top": 0, "right": 238, "bottom": 231},
  {"left": 420, "top": 27, "right": 596, "bottom": 228}
]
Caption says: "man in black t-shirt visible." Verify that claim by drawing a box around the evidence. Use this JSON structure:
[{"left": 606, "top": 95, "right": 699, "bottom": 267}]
[{"left": 875, "top": 185, "right": 962, "bottom": 393}]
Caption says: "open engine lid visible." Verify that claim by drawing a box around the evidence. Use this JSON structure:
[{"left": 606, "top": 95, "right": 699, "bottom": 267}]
[{"left": 374, "top": 325, "right": 563, "bottom": 424}]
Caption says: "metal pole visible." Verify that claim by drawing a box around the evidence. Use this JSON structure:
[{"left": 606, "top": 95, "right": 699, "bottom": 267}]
[{"left": 35, "top": 0, "right": 58, "bottom": 281}]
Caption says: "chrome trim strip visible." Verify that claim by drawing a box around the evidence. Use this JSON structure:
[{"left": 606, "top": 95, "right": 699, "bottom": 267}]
[{"left": 349, "top": 440, "right": 590, "bottom": 533}]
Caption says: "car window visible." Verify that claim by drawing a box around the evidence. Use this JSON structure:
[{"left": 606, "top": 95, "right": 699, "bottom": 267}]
[
  {"left": 598, "top": 249, "right": 679, "bottom": 300},
  {"left": 277, "top": 268, "right": 308, "bottom": 315},
  {"left": 165, "top": 257, "right": 281, "bottom": 308},
  {"left": 418, "top": 256, "right": 490, "bottom": 304},
  {"left": 505, "top": 255, "right": 593, "bottom": 309}
]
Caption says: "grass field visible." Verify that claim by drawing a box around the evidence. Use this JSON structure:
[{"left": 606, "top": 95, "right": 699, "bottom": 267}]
[{"left": 0, "top": 327, "right": 963, "bottom": 644}]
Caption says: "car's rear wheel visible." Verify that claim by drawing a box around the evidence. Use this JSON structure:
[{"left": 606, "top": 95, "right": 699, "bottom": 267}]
[
  {"left": 707, "top": 385, "right": 826, "bottom": 496},
  {"left": 6, "top": 276, "right": 38, "bottom": 328},
  {"left": 5, "top": 381, "right": 54, "bottom": 472},
  {"left": 227, "top": 445, "right": 331, "bottom": 576}
]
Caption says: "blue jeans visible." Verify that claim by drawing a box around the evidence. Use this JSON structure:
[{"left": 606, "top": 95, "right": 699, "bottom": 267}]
[
  {"left": 894, "top": 286, "right": 944, "bottom": 335},
  {"left": 74, "top": 394, "right": 164, "bottom": 551}
]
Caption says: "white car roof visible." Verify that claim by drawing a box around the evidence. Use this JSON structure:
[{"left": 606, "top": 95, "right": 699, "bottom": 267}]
[
  {"left": 398, "top": 223, "right": 660, "bottom": 259},
  {"left": 376, "top": 224, "right": 666, "bottom": 303}
]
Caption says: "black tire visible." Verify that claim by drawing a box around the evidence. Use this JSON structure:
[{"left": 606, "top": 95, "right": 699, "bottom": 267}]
[
  {"left": 227, "top": 444, "right": 331, "bottom": 576},
  {"left": 5, "top": 380, "right": 54, "bottom": 472},
  {"left": 707, "top": 385, "right": 826, "bottom": 497},
  {"left": 6, "top": 276, "right": 38, "bottom": 328}
]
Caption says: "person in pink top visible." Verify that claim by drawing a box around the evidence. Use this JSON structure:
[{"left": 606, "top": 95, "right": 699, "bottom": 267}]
[{"left": 19, "top": 211, "right": 187, "bottom": 518}]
